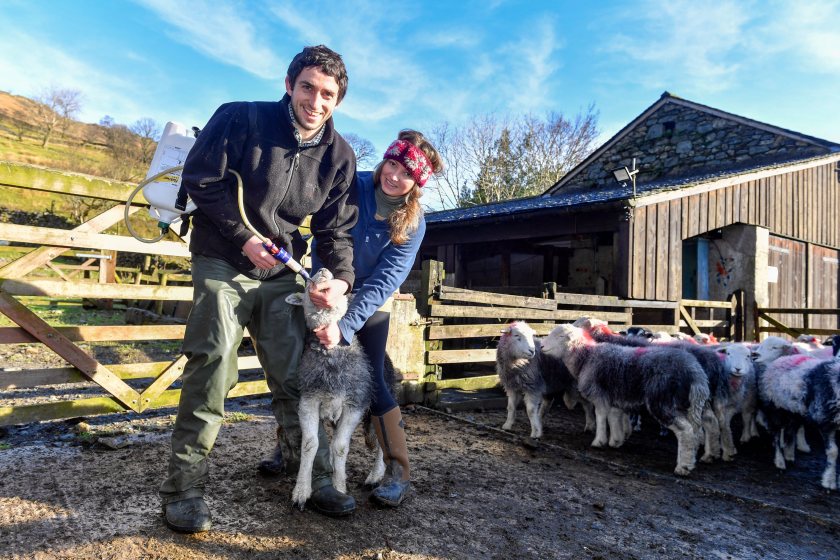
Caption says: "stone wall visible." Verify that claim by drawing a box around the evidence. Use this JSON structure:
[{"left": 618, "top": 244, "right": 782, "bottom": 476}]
[{"left": 561, "top": 101, "right": 828, "bottom": 190}]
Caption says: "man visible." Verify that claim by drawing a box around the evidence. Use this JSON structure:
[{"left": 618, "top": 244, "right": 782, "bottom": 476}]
[{"left": 159, "top": 45, "right": 358, "bottom": 533}]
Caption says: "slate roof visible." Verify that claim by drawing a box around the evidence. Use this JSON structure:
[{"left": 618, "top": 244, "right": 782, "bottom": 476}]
[{"left": 426, "top": 151, "right": 838, "bottom": 225}]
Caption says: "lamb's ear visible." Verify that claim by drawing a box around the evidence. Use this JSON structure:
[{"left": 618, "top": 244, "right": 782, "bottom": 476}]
[{"left": 285, "top": 293, "right": 305, "bottom": 306}]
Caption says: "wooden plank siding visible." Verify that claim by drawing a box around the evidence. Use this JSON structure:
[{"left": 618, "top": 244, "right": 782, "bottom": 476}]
[{"left": 627, "top": 161, "right": 840, "bottom": 301}]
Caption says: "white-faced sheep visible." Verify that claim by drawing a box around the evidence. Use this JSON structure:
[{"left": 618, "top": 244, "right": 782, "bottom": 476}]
[
  {"left": 285, "top": 268, "right": 374, "bottom": 509},
  {"left": 496, "top": 321, "right": 594, "bottom": 438},
  {"left": 541, "top": 324, "right": 710, "bottom": 476},
  {"left": 752, "top": 336, "right": 835, "bottom": 453},
  {"left": 754, "top": 352, "right": 840, "bottom": 489}
]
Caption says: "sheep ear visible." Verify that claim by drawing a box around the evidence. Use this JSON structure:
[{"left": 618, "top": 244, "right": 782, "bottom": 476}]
[{"left": 285, "top": 293, "right": 305, "bottom": 306}]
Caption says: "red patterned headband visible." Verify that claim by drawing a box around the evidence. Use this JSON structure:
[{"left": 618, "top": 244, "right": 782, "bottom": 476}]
[{"left": 383, "top": 139, "right": 433, "bottom": 187}]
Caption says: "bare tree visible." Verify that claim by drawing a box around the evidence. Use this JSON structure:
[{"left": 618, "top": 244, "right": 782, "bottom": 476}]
[
  {"left": 34, "top": 86, "right": 82, "bottom": 147},
  {"left": 427, "top": 106, "right": 599, "bottom": 209},
  {"left": 344, "top": 133, "right": 377, "bottom": 168},
  {"left": 130, "top": 117, "right": 161, "bottom": 166},
  {"left": 99, "top": 115, "right": 144, "bottom": 181}
]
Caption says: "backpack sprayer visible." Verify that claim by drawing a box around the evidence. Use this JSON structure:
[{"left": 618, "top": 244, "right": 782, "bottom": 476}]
[{"left": 124, "top": 121, "right": 310, "bottom": 281}]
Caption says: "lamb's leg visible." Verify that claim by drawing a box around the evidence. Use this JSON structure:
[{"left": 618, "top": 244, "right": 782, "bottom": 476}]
[
  {"left": 712, "top": 401, "right": 737, "bottom": 461},
  {"left": 740, "top": 407, "right": 757, "bottom": 443},
  {"left": 795, "top": 425, "right": 811, "bottom": 453},
  {"left": 819, "top": 427, "right": 838, "bottom": 490},
  {"left": 365, "top": 442, "right": 386, "bottom": 487},
  {"left": 773, "top": 429, "right": 787, "bottom": 470},
  {"left": 581, "top": 399, "right": 596, "bottom": 433},
  {"left": 523, "top": 392, "right": 543, "bottom": 438},
  {"left": 607, "top": 407, "right": 626, "bottom": 448},
  {"left": 502, "top": 391, "right": 521, "bottom": 431},
  {"left": 783, "top": 425, "right": 798, "bottom": 463},
  {"left": 669, "top": 415, "right": 698, "bottom": 476},
  {"left": 591, "top": 402, "right": 610, "bottom": 448},
  {"left": 330, "top": 407, "right": 365, "bottom": 494},
  {"left": 292, "top": 397, "right": 321, "bottom": 508},
  {"left": 700, "top": 407, "right": 721, "bottom": 463}
]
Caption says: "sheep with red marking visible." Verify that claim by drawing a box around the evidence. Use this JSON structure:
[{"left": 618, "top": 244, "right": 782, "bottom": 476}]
[
  {"left": 541, "top": 324, "right": 710, "bottom": 476},
  {"left": 753, "top": 351, "right": 840, "bottom": 489},
  {"left": 496, "top": 321, "right": 594, "bottom": 438}
]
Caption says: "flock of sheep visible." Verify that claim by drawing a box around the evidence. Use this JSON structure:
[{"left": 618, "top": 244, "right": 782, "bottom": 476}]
[{"left": 496, "top": 318, "right": 840, "bottom": 490}]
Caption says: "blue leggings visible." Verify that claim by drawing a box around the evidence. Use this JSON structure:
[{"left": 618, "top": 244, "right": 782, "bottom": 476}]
[{"left": 356, "top": 311, "right": 397, "bottom": 416}]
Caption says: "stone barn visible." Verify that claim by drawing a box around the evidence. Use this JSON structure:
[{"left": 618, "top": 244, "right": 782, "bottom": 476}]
[{"left": 419, "top": 92, "right": 840, "bottom": 337}]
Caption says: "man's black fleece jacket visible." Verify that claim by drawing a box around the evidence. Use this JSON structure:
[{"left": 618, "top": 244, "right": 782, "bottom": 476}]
[{"left": 181, "top": 94, "right": 358, "bottom": 286}]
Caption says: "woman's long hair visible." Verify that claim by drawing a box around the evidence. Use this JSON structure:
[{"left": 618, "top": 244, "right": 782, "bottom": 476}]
[{"left": 373, "top": 129, "right": 443, "bottom": 245}]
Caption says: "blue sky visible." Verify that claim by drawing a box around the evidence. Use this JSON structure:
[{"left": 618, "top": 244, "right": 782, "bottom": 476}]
[{"left": 1, "top": 0, "right": 839, "bottom": 167}]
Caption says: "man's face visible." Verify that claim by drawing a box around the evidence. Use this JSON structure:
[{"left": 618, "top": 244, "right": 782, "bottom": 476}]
[{"left": 285, "top": 66, "right": 341, "bottom": 139}]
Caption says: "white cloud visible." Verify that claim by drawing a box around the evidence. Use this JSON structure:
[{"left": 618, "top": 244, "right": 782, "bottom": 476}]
[
  {"left": 601, "top": 0, "right": 750, "bottom": 93},
  {"left": 754, "top": 0, "right": 840, "bottom": 73},
  {"left": 500, "top": 19, "right": 562, "bottom": 113},
  {"left": 134, "top": 0, "right": 285, "bottom": 80}
]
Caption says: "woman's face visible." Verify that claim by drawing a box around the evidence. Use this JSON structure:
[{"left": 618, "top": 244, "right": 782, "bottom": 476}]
[{"left": 379, "top": 159, "right": 416, "bottom": 196}]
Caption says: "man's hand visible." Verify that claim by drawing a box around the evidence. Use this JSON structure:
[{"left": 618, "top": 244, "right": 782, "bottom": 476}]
[
  {"left": 313, "top": 321, "right": 342, "bottom": 349},
  {"left": 242, "top": 236, "right": 277, "bottom": 270},
  {"left": 308, "top": 278, "right": 350, "bottom": 309}
]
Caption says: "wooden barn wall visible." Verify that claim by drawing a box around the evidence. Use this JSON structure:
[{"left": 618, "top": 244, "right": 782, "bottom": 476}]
[
  {"left": 628, "top": 161, "right": 840, "bottom": 300},
  {"left": 768, "top": 237, "right": 807, "bottom": 330},
  {"left": 809, "top": 244, "right": 840, "bottom": 329}
]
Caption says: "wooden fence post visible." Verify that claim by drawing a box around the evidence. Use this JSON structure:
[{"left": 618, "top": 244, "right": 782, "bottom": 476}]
[{"left": 418, "top": 260, "right": 444, "bottom": 317}]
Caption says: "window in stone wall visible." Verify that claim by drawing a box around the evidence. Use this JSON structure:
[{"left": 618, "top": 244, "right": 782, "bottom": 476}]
[{"left": 664, "top": 121, "right": 676, "bottom": 138}]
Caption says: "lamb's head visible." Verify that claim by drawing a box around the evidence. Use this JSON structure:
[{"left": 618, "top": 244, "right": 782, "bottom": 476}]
[
  {"left": 284, "top": 268, "right": 348, "bottom": 330},
  {"left": 572, "top": 316, "right": 611, "bottom": 334},
  {"left": 498, "top": 321, "right": 537, "bottom": 360},
  {"left": 541, "top": 323, "right": 590, "bottom": 357},
  {"left": 796, "top": 334, "right": 823, "bottom": 349},
  {"left": 751, "top": 336, "right": 795, "bottom": 364},
  {"left": 625, "top": 326, "right": 654, "bottom": 340},
  {"left": 694, "top": 333, "right": 718, "bottom": 345},
  {"left": 717, "top": 343, "right": 752, "bottom": 377}
]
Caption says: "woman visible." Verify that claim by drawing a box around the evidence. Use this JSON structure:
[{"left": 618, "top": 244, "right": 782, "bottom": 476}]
[{"left": 313, "top": 129, "right": 443, "bottom": 506}]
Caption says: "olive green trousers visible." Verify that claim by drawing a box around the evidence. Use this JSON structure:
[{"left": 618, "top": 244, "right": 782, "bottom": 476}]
[{"left": 159, "top": 255, "right": 332, "bottom": 504}]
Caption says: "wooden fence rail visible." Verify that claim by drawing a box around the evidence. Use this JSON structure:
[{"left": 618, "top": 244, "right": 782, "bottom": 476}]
[
  {"left": 417, "top": 260, "right": 743, "bottom": 404},
  {"left": 753, "top": 305, "right": 840, "bottom": 340}
]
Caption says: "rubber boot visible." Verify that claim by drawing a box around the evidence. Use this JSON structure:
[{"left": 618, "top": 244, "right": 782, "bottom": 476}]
[
  {"left": 371, "top": 407, "right": 412, "bottom": 507},
  {"left": 258, "top": 425, "right": 287, "bottom": 476}
]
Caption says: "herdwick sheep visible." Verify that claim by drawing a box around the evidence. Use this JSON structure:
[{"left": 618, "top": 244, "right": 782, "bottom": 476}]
[
  {"left": 679, "top": 342, "right": 755, "bottom": 461},
  {"left": 751, "top": 336, "right": 834, "bottom": 453},
  {"left": 496, "top": 321, "right": 594, "bottom": 438},
  {"left": 755, "top": 352, "right": 840, "bottom": 489},
  {"left": 285, "top": 268, "right": 374, "bottom": 509},
  {"left": 541, "top": 324, "right": 710, "bottom": 476}
]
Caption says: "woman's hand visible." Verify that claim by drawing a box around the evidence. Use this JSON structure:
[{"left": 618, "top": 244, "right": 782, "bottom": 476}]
[
  {"left": 314, "top": 321, "right": 342, "bottom": 349},
  {"left": 308, "top": 279, "right": 350, "bottom": 309}
]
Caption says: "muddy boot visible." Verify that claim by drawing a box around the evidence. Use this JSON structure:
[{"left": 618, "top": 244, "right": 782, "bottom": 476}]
[
  {"left": 307, "top": 484, "right": 356, "bottom": 517},
  {"left": 163, "top": 497, "right": 212, "bottom": 533},
  {"left": 258, "top": 425, "right": 299, "bottom": 476},
  {"left": 257, "top": 443, "right": 286, "bottom": 476},
  {"left": 371, "top": 407, "right": 412, "bottom": 507}
]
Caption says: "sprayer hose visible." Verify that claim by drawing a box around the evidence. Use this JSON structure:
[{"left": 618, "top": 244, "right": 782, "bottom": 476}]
[{"left": 123, "top": 165, "right": 186, "bottom": 244}]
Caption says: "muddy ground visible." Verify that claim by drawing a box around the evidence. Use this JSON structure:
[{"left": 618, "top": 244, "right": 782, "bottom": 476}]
[{"left": 1, "top": 377, "right": 839, "bottom": 560}]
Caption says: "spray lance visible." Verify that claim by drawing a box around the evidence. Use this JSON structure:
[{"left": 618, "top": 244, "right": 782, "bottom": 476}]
[{"left": 124, "top": 121, "right": 310, "bottom": 281}]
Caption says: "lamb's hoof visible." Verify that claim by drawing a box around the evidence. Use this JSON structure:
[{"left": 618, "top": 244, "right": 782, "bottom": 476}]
[
  {"left": 820, "top": 474, "right": 837, "bottom": 491},
  {"left": 523, "top": 437, "right": 540, "bottom": 450},
  {"left": 591, "top": 439, "right": 607, "bottom": 448},
  {"left": 306, "top": 484, "right": 356, "bottom": 518},
  {"left": 700, "top": 454, "right": 715, "bottom": 464},
  {"left": 608, "top": 439, "right": 623, "bottom": 448},
  {"left": 674, "top": 465, "right": 693, "bottom": 477},
  {"left": 501, "top": 424, "right": 513, "bottom": 431},
  {"left": 722, "top": 452, "right": 736, "bottom": 462}
]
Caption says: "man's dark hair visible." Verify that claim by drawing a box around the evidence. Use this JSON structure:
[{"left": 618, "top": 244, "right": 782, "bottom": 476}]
[{"left": 287, "top": 45, "right": 348, "bottom": 102}]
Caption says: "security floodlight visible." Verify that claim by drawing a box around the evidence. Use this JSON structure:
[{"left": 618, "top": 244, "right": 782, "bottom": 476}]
[{"left": 612, "top": 158, "right": 639, "bottom": 199}]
